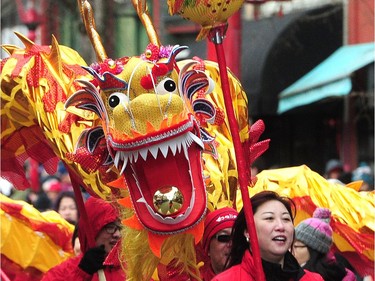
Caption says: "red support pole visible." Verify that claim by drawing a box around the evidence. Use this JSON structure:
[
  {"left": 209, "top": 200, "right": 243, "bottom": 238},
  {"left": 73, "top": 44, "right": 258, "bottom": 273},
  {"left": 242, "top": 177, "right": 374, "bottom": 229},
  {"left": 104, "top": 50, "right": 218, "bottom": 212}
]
[
  {"left": 65, "top": 166, "right": 96, "bottom": 248},
  {"left": 210, "top": 27, "right": 265, "bottom": 281}
]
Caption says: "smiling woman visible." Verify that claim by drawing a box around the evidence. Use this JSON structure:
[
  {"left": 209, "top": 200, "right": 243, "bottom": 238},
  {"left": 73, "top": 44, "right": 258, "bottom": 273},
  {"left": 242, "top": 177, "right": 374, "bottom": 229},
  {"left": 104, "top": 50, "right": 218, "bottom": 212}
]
[{"left": 212, "top": 191, "right": 324, "bottom": 281}]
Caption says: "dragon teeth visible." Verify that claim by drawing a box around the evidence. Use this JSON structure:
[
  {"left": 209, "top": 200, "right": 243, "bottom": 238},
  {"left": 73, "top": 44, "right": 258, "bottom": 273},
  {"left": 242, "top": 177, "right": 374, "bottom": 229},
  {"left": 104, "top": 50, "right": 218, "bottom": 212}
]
[
  {"left": 149, "top": 145, "right": 159, "bottom": 159},
  {"left": 120, "top": 161, "right": 127, "bottom": 175},
  {"left": 160, "top": 143, "right": 169, "bottom": 158},
  {"left": 170, "top": 141, "right": 177, "bottom": 155},
  {"left": 114, "top": 151, "right": 121, "bottom": 167},
  {"left": 123, "top": 154, "right": 128, "bottom": 169},
  {"left": 132, "top": 151, "right": 139, "bottom": 162},
  {"left": 139, "top": 148, "right": 148, "bottom": 161},
  {"left": 114, "top": 131, "right": 203, "bottom": 175}
]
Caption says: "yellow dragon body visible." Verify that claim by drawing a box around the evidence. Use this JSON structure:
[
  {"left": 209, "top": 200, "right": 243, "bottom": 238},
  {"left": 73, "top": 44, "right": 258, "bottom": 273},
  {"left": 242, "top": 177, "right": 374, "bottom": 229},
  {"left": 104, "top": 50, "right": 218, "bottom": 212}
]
[{"left": 1, "top": 0, "right": 373, "bottom": 280}]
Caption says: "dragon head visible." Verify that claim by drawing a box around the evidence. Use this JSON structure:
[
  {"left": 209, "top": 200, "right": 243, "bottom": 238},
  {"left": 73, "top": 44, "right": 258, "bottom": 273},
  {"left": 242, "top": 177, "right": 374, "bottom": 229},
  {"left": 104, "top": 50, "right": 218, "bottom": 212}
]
[{"left": 66, "top": 44, "right": 218, "bottom": 235}]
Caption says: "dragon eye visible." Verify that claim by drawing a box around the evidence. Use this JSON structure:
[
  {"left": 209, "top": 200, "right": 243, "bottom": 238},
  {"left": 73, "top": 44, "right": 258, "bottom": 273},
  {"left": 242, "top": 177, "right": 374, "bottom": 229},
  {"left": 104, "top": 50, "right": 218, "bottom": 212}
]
[
  {"left": 156, "top": 78, "right": 177, "bottom": 95},
  {"left": 108, "top": 92, "right": 129, "bottom": 108}
]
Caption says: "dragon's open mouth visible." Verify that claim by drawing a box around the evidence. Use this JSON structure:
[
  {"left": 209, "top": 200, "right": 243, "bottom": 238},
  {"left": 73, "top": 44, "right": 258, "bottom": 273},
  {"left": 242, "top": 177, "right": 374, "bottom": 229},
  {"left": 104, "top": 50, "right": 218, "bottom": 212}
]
[{"left": 110, "top": 118, "right": 207, "bottom": 234}]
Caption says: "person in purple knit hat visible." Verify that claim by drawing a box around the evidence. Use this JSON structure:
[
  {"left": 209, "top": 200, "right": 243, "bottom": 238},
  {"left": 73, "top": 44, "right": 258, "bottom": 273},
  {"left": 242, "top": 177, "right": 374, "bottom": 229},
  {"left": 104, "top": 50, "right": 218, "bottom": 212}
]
[{"left": 293, "top": 207, "right": 356, "bottom": 281}]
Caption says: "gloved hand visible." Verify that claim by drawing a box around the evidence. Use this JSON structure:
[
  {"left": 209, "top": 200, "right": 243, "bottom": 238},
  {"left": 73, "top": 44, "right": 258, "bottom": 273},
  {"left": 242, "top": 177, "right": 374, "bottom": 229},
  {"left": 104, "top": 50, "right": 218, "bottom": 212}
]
[{"left": 78, "top": 245, "right": 106, "bottom": 275}]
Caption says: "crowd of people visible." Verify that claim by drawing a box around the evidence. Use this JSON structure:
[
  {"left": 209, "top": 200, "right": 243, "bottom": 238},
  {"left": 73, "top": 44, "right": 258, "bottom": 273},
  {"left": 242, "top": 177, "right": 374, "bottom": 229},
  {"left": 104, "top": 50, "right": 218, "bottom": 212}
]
[
  {"left": 1, "top": 159, "right": 374, "bottom": 281},
  {"left": 204, "top": 191, "right": 371, "bottom": 281},
  {"left": 324, "top": 159, "right": 374, "bottom": 191}
]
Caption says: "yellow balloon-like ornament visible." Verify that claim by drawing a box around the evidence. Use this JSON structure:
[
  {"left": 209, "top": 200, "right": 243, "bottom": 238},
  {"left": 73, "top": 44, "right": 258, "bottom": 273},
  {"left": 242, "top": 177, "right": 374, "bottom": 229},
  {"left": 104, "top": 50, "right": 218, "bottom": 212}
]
[{"left": 167, "top": 0, "right": 244, "bottom": 40}]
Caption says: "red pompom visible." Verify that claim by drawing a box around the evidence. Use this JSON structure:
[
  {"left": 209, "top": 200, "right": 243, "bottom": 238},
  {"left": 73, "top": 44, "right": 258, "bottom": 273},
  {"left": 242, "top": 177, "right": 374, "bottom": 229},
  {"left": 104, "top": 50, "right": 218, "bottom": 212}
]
[
  {"left": 144, "top": 44, "right": 160, "bottom": 61},
  {"left": 141, "top": 75, "right": 154, "bottom": 90},
  {"left": 152, "top": 64, "right": 169, "bottom": 76}
]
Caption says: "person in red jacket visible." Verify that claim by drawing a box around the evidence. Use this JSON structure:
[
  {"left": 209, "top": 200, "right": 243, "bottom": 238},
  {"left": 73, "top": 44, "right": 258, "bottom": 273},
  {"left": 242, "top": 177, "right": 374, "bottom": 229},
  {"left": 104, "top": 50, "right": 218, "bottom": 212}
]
[
  {"left": 199, "top": 207, "right": 238, "bottom": 280},
  {"left": 212, "top": 191, "right": 323, "bottom": 281},
  {"left": 42, "top": 196, "right": 126, "bottom": 281}
]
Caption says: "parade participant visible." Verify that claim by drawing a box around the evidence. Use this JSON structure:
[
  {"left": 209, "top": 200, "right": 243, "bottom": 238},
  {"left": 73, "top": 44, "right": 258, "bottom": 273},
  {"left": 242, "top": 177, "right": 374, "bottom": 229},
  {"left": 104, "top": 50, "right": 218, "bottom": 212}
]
[
  {"left": 41, "top": 176, "right": 63, "bottom": 207},
  {"left": 325, "top": 159, "right": 344, "bottom": 181},
  {"left": 54, "top": 191, "right": 79, "bottom": 225},
  {"left": 42, "top": 196, "right": 125, "bottom": 281},
  {"left": 200, "top": 207, "right": 238, "bottom": 280},
  {"left": 293, "top": 207, "right": 356, "bottom": 281},
  {"left": 352, "top": 162, "right": 374, "bottom": 191},
  {"left": 212, "top": 191, "right": 323, "bottom": 281}
]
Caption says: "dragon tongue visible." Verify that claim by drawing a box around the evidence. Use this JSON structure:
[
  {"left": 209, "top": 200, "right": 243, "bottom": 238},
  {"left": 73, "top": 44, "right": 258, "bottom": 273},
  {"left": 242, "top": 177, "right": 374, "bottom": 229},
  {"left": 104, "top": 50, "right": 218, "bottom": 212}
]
[{"left": 124, "top": 141, "right": 206, "bottom": 233}]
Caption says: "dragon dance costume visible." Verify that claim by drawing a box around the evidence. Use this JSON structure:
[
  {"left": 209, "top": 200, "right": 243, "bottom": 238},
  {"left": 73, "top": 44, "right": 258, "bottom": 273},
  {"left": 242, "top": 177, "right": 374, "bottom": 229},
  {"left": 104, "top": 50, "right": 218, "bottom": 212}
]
[{"left": 1, "top": 0, "right": 373, "bottom": 280}]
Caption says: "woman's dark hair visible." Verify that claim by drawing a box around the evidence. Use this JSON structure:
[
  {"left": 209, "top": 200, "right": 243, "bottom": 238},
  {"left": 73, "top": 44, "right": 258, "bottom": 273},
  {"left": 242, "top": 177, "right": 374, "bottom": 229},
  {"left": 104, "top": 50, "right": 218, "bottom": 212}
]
[
  {"left": 33, "top": 191, "right": 52, "bottom": 212},
  {"left": 303, "top": 248, "right": 346, "bottom": 281},
  {"left": 53, "top": 191, "right": 79, "bottom": 224},
  {"left": 226, "top": 191, "right": 296, "bottom": 268}
]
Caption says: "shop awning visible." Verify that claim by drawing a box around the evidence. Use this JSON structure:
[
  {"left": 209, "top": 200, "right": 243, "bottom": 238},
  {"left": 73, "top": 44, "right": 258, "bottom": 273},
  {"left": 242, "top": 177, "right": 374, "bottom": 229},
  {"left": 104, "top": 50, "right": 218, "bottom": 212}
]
[{"left": 278, "top": 42, "right": 374, "bottom": 114}]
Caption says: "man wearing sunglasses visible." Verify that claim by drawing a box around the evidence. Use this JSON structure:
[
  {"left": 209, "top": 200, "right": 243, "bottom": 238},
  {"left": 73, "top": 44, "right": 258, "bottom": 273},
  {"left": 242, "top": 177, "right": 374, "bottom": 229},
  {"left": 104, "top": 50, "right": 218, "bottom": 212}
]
[
  {"left": 42, "top": 196, "right": 125, "bottom": 280},
  {"left": 200, "top": 207, "right": 238, "bottom": 281}
]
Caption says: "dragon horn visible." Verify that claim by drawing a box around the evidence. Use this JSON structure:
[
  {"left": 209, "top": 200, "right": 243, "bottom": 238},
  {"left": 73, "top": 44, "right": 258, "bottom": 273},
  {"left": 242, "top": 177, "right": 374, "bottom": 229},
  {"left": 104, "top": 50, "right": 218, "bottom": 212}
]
[
  {"left": 77, "top": 0, "right": 107, "bottom": 62},
  {"left": 48, "top": 36, "right": 64, "bottom": 77},
  {"left": 14, "top": 31, "right": 35, "bottom": 49},
  {"left": 1, "top": 45, "right": 19, "bottom": 55},
  {"left": 131, "top": 0, "right": 161, "bottom": 47}
]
